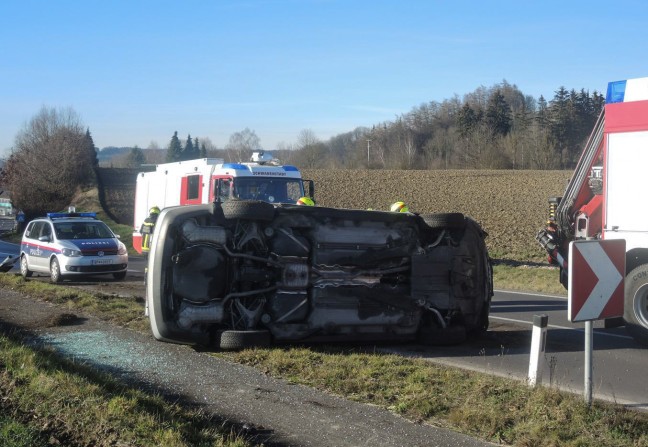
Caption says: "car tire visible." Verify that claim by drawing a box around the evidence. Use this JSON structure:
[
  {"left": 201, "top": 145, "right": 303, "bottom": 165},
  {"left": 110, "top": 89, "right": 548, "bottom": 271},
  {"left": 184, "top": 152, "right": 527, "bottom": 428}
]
[
  {"left": 218, "top": 329, "right": 271, "bottom": 350},
  {"left": 113, "top": 271, "right": 127, "bottom": 280},
  {"left": 50, "top": 258, "right": 63, "bottom": 283},
  {"left": 222, "top": 200, "right": 274, "bottom": 221},
  {"left": 20, "top": 255, "right": 32, "bottom": 278},
  {"left": 421, "top": 213, "right": 465, "bottom": 230}
]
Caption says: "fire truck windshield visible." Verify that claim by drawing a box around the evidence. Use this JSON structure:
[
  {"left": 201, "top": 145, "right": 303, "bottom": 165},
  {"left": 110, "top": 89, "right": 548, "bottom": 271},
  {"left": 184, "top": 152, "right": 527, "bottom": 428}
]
[{"left": 231, "top": 178, "right": 304, "bottom": 204}]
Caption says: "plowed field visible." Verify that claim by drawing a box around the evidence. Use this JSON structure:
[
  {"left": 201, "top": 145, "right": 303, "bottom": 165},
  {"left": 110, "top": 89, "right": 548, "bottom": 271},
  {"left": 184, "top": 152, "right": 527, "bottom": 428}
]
[{"left": 302, "top": 169, "right": 572, "bottom": 263}]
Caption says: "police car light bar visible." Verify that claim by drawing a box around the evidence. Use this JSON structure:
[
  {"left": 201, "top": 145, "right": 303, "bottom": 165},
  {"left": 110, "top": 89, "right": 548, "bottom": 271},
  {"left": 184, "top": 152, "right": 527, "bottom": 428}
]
[{"left": 47, "top": 212, "right": 97, "bottom": 219}]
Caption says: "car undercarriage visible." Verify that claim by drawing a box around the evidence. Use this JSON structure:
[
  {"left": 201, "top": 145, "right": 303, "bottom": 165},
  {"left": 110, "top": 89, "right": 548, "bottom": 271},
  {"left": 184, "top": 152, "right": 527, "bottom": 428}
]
[{"left": 147, "top": 201, "right": 492, "bottom": 349}]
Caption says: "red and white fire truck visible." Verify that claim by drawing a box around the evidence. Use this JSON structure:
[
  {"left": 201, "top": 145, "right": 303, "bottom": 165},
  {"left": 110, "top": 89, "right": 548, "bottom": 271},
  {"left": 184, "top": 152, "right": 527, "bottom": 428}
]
[
  {"left": 133, "top": 152, "right": 313, "bottom": 253},
  {"left": 538, "top": 76, "right": 648, "bottom": 345}
]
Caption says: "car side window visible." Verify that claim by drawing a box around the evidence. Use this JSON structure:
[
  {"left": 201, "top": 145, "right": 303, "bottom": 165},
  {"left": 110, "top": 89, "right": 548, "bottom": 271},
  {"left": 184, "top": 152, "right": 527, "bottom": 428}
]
[
  {"left": 26, "top": 222, "right": 43, "bottom": 240},
  {"left": 40, "top": 223, "right": 52, "bottom": 239}
]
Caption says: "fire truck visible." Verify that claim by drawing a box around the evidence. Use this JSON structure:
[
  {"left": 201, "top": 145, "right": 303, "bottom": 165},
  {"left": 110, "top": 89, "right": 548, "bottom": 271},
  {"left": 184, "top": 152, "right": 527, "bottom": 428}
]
[
  {"left": 133, "top": 152, "right": 313, "bottom": 253},
  {"left": 537, "top": 76, "right": 648, "bottom": 346}
]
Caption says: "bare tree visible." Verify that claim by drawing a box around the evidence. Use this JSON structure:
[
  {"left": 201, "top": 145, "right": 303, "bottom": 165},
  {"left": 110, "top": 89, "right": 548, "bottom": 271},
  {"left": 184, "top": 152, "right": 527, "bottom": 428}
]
[
  {"left": 3, "top": 106, "right": 93, "bottom": 219},
  {"left": 226, "top": 128, "right": 260, "bottom": 162}
]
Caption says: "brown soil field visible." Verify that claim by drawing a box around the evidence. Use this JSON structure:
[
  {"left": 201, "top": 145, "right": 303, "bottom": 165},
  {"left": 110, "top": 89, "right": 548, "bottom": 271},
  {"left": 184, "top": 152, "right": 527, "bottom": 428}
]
[
  {"left": 98, "top": 168, "right": 572, "bottom": 264},
  {"left": 302, "top": 169, "right": 572, "bottom": 263}
]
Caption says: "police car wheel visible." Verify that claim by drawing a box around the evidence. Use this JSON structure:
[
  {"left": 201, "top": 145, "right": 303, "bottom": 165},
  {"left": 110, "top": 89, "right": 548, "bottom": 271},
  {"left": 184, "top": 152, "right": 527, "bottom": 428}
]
[
  {"left": 50, "top": 258, "right": 63, "bottom": 283},
  {"left": 20, "top": 255, "right": 32, "bottom": 278}
]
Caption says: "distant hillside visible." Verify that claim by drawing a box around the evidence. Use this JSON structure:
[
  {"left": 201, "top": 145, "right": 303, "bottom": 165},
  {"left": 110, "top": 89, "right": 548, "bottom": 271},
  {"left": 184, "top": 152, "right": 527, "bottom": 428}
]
[{"left": 97, "top": 146, "right": 132, "bottom": 163}]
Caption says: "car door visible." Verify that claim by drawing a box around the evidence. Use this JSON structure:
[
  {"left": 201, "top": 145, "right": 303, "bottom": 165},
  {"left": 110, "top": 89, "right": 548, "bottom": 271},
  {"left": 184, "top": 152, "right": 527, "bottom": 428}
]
[
  {"left": 24, "top": 221, "right": 47, "bottom": 271},
  {"left": 38, "top": 222, "right": 56, "bottom": 271}
]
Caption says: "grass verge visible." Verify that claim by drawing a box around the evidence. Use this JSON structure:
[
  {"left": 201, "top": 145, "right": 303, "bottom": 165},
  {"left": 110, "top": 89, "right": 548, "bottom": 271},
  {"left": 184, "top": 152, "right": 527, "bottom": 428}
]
[
  {"left": 216, "top": 347, "right": 648, "bottom": 446},
  {"left": 493, "top": 263, "right": 566, "bottom": 296},
  {"left": 0, "top": 333, "right": 251, "bottom": 447},
  {"left": 1, "top": 274, "right": 647, "bottom": 446}
]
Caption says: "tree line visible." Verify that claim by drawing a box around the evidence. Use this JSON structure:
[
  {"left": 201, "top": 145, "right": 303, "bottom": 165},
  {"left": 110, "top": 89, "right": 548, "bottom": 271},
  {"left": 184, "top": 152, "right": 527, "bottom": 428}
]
[
  {"left": 1, "top": 81, "right": 604, "bottom": 218},
  {"left": 100, "top": 81, "right": 606, "bottom": 171},
  {"left": 281, "top": 81, "right": 604, "bottom": 170}
]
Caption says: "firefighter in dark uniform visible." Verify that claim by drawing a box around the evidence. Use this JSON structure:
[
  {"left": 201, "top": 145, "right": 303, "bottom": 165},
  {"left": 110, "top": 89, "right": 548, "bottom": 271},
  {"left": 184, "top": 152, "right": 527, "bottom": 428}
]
[
  {"left": 140, "top": 206, "right": 160, "bottom": 256},
  {"left": 140, "top": 206, "right": 160, "bottom": 287}
]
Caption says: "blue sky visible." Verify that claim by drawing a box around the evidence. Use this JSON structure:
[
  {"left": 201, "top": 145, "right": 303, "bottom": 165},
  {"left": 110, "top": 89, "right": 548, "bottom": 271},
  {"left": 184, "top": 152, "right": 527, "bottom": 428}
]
[{"left": 1, "top": 0, "right": 647, "bottom": 155}]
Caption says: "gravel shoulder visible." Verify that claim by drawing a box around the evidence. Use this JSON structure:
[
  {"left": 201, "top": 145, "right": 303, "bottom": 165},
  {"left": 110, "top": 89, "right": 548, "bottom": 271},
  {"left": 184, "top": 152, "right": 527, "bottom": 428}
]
[{"left": 0, "top": 288, "right": 495, "bottom": 447}]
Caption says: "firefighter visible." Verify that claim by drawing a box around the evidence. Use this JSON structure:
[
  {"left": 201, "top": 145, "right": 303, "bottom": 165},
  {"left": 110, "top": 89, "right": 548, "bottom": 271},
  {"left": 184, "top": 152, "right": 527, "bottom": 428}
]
[
  {"left": 140, "top": 206, "right": 161, "bottom": 255},
  {"left": 390, "top": 201, "right": 409, "bottom": 213},
  {"left": 296, "top": 197, "right": 315, "bottom": 206}
]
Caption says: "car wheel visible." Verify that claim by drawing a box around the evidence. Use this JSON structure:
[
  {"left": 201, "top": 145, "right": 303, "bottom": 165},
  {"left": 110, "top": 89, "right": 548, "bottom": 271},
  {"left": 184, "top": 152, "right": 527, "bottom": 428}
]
[
  {"left": 218, "top": 329, "right": 271, "bottom": 350},
  {"left": 20, "top": 255, "right": 32, "bottom": 278},
  {"left": 421, "top": 213, "right": 465, "bottom": 230},
  {"left": 113, "top": 271, "right": 127, "bottom": 280},
  {"left": 50, "top": 258, "right": 63, "bottom": 283},
  {"left": 222, "top": 200, "right": 274, "bottom": 221}
]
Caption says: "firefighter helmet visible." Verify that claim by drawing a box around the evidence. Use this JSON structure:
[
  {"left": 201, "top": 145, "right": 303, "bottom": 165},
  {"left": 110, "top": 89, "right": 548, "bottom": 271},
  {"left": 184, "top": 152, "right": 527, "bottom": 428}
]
[
  {"left": 296, "top": 197, "right": 315, "bottom": 206},
  {"left": 149, "top": 206, "right": 161, "bottom": 215},
  {"left": 390, "top": 201, "right": 408, "bottom": 213}
]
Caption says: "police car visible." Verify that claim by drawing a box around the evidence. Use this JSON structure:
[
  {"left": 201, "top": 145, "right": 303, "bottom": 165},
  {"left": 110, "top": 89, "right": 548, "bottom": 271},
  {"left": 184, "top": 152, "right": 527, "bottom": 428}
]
[{"left": 20, "top": 212, "right": 128, "bottom": 283}]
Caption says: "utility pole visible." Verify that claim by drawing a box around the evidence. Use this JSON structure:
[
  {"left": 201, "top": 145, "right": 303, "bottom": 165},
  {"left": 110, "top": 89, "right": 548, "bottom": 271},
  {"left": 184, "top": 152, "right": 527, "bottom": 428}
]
[{"left": 366, "top": 139, "right": 371, "bottom": 166}]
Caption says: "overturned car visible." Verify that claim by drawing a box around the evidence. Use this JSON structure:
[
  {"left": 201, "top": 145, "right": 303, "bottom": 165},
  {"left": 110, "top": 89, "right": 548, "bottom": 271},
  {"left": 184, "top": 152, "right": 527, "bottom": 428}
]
[{"left": 147, "top": 200, "right": 493, "bottom": 349}]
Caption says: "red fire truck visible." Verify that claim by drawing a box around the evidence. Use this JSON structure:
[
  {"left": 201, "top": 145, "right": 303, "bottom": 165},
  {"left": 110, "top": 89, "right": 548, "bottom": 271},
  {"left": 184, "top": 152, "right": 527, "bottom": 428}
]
[
  {"left": 538, "top": 76, "right": 648, "bottom": 345},
  {"left": 133, "top": 152, "right": 312, "bottom": 253}
]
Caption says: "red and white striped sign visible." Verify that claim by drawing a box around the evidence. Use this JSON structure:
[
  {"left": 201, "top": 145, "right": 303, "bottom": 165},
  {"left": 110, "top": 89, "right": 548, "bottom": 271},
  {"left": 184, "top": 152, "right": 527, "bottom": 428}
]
[{"left": 568, "top": 239, "right": 625, "bottom": 322}]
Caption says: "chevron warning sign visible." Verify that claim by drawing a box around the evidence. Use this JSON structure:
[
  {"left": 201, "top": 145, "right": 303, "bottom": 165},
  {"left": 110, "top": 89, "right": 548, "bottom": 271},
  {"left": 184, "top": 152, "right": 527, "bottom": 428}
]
[{"left": 568, "top": 239, "right": 625, "bottom": 323}]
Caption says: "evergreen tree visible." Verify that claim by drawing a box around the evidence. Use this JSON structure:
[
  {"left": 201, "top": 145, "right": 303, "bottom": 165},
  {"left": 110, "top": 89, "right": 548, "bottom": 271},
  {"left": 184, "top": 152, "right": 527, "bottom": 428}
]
[
  {"left": 166, "top": 131, "right": 182, "bottom": 162},
  {"left": 84, "top": 128, "right": 99, "bottom": 167},
  {"left": 182, "top": 134, "right": 195, "bottom": 161},
  {"left": 126, "top": 146, "right": 146, "bottom": 167},
  {"left": 457, "top": 104, "right": 480, "bottom": 138},
  {"left": 200, "top": 142, "right": 207, "bottom": 158},
  {"left": 485, "top": 90, "right": 512, "bottom": 137}
]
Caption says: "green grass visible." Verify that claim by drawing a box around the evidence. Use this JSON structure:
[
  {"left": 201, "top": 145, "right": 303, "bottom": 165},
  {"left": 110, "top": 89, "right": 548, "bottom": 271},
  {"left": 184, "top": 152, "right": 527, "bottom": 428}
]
[
  {"left": 493, "top": 264, "right": 567, "bottom": 295},
  {"left": 1, "top": 273, "right": 647, "bottom": 446},
  {"left": 0, "top": 334, "right": 252, "bottom": 447},
  {"left": 0, "top": 274, "right": 147, "bottom": 331},
  {"left": 217, "top": 347, "right": 648, "bottom": 446}
]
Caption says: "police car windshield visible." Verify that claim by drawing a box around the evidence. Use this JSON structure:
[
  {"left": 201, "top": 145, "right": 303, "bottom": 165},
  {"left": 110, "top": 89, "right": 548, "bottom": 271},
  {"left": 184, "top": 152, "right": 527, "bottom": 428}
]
[
  {"left": 54, "top": 221, "right": 114, "bottom": 240},
  {"left": 231, "top": 178, "right": 304, "bottom": 204}
]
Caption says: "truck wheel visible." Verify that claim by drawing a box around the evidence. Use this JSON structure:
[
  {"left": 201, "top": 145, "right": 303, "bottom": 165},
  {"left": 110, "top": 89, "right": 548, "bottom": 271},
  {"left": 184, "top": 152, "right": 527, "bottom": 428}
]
[
  {"left": 222, "top": 200, "right": 274, "bottom": 221},
  {"left": 421, "top": 213, "right": 465, "bottom": 230},
  {"left": 624, "top": 265, "right": 648, "bottom": 347},
  {"left": 218, "top": 329, "right": 271, "bottom": 350}
]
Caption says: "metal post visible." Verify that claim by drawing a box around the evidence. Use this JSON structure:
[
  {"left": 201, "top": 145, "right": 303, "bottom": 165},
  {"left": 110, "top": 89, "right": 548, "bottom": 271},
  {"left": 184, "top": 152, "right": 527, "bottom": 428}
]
[
  {"left": 366, "top": 139, "right": 371, "bottom": 165},
  {"left": 528, "top": 314, "right": 548, "bottom": 386},
  {"left": 584, "top": 320, "right": 593, "bottom": 405}
]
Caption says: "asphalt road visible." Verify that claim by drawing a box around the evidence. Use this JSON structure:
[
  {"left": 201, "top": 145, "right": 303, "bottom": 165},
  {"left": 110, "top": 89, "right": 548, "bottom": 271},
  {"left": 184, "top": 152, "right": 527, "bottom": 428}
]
[
  {"left": 387, "top": 290, "right": 647, "bottom": 410},
  {"left": 2, "top": 238, "right": 646, "bottom": 409}
]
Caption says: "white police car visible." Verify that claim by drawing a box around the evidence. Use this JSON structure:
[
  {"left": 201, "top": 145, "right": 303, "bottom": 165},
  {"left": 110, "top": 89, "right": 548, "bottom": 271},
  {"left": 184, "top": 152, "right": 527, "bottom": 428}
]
[{"left": 20, "top": 212, "right": 128, "bottom": 283}]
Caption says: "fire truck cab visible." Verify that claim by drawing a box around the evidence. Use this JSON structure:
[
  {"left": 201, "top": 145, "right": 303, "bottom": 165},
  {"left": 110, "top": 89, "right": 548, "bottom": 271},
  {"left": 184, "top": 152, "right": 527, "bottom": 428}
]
[{"left": 133, "top": 152, "right": 313, "bottom": 253}]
